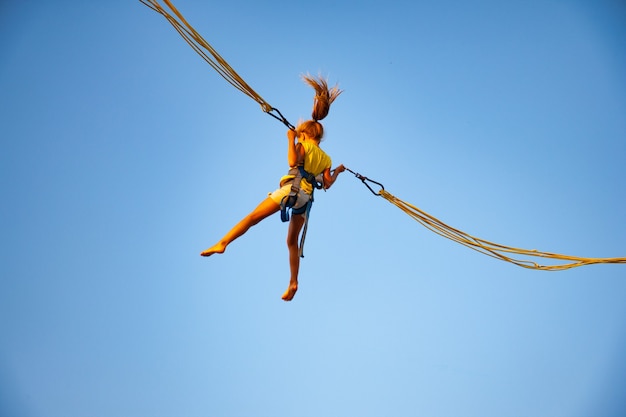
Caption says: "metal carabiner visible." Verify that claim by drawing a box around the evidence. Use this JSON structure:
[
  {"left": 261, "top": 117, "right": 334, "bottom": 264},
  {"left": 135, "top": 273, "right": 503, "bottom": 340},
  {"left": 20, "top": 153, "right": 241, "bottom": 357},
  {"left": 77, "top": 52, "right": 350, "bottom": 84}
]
[{"left": 345, "top": 167, "right": 384, "bottom": 196}]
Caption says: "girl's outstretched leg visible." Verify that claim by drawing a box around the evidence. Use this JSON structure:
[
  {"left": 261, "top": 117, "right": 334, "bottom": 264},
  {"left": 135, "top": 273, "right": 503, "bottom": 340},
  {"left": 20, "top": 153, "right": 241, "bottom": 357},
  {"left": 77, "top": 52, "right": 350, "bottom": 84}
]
[
  {"left": 201, "top": 197, "right": 280, "bottom": 257},
  {"left": 282, "top": 214, "right": 306, "bottom": 301}
]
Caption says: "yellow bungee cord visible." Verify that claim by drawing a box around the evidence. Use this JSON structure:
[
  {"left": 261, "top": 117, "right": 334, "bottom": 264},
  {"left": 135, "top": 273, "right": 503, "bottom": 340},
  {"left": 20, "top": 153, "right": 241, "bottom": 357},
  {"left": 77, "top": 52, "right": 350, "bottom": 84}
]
[
  {"left": 347, "top": 168, "right": 626, "bottom": 271},
  {"left": 140, "top": 0, "right": 295, "bottom": 128}
]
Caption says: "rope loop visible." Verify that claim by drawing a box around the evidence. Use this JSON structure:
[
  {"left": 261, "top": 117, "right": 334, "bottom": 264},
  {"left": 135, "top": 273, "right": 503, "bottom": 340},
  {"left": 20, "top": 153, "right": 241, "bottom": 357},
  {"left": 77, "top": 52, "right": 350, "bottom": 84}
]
[
  {"left": 265, "top": 107, "right": 295, "bottom": 130},
  {"left": 345, "top": 167, "right": 384, "bottom": 196}
]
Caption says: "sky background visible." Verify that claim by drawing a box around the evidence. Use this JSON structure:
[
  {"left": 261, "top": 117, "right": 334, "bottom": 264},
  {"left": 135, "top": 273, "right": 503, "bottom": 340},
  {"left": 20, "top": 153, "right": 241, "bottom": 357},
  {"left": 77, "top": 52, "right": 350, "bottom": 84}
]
[{"left": 1, "top": 1, "right": 625, "bottom": 416}]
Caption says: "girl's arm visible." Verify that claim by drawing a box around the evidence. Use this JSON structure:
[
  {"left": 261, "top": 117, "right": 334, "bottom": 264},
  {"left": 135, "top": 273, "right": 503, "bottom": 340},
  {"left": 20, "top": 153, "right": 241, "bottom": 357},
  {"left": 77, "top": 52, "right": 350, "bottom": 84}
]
[
  {"left": 323, "top": 164, "right": 345, "bottom": 189},
  {"left": 287, "top": 129, "right": 305, "bottom": 167}
]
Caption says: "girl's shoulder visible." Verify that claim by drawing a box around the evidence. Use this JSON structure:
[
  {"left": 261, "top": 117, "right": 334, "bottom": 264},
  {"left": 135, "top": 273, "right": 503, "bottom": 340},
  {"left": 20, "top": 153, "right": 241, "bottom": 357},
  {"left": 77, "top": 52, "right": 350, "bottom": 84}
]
[{"left": 301, "top": 139, "right": 323, "bottom": 151}]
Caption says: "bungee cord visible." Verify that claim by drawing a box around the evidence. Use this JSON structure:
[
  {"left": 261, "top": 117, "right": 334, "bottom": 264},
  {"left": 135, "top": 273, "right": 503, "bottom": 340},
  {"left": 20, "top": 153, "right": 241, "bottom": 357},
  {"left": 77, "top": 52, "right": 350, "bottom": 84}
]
[
  {"left": 345, "top": 168, "right": 626, "bottom": 271},
  {"left": 139, "top": 0, "right": 295, "bottom": 129}
]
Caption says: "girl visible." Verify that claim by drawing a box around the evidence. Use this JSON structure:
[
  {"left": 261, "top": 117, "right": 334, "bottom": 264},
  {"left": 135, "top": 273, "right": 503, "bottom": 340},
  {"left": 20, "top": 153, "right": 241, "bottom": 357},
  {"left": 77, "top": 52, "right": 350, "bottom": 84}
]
[{"left": 200, "top": 75, "right": 345, "bottom": 301}]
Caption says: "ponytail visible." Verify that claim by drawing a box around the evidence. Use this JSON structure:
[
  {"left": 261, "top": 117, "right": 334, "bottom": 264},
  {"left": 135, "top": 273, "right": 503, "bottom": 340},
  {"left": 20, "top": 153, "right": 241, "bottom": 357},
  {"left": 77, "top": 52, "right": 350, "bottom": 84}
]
[{"left": 302, "top": 74, "right": 343, "bottom": 121}]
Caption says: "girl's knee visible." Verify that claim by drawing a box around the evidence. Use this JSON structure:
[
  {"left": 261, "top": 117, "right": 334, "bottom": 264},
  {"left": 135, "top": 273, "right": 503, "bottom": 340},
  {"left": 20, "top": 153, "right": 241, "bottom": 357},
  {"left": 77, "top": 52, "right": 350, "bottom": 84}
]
[{"left": 286, "top": 235, "right": 299, "bottom": 248}]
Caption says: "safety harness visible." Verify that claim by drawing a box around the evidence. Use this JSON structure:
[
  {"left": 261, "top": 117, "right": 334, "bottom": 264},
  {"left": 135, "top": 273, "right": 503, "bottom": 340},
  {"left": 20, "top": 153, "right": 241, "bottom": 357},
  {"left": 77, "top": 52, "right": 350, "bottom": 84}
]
[{"left": 280, "top": 165, "right": 324, "bottom": 257}]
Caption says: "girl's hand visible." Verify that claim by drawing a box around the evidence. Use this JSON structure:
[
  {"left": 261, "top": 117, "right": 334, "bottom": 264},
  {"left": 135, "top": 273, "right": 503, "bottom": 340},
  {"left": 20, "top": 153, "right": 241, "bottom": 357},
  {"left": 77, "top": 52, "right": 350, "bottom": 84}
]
[
  {"left": 287, "top": 129, "right": 297, "bottom": 141},
  {"left": 323, "top": 164, "right": 346, "bottom": 189}
]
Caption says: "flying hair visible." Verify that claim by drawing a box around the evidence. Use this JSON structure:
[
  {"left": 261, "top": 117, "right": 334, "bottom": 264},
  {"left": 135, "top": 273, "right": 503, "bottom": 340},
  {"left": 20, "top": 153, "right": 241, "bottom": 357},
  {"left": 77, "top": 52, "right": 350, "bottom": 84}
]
[{"left": 302, "top": 74, "right": 343, "bottom": 121}]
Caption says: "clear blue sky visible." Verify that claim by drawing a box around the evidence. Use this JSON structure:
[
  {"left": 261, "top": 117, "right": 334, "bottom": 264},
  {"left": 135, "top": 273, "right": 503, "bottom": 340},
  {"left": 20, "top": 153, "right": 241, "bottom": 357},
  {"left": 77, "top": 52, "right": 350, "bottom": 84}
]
[{"left": 1, "top": 1, "right": 625, "bottom": 416}]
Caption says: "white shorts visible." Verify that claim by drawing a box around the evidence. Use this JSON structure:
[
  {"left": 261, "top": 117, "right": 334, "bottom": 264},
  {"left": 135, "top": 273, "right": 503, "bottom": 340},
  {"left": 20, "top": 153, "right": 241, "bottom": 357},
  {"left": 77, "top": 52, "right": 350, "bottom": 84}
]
[{"left": 268, "top": 184, "right": 311, "bottom": 209}]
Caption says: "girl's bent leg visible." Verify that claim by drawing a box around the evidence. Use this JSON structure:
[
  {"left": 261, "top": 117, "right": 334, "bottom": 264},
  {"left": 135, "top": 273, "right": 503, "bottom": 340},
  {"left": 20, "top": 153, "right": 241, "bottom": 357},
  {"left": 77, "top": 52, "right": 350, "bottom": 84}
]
[
  {"left": 200, "top": 197, "right": 280, "bottom": 257},
  {"left": 282, "top": 214, "right": 306, "bottom": 301}
]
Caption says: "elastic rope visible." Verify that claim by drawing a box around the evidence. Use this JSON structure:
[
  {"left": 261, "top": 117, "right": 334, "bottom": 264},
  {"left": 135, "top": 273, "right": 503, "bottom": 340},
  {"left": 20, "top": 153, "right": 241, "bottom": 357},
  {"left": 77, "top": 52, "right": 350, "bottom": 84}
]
[
  {"left": 377, "top": 189, "right": 626, "bottom": 270},
  {"left": 344, "top": 166, "right": 626, "bottom": 270},
  {"left": 140, "top": 0, "right": 292, "bottom": 123}
]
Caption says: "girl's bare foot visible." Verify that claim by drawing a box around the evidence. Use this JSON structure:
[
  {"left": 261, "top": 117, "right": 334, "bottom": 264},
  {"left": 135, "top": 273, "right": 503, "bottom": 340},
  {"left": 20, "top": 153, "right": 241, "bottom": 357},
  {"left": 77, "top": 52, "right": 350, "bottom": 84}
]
[
  {"left": 200, "top": 243, "right": 225, "bottom": 257},
  {"left": 281, "top": 283, "right": 298, "bottom": 301}
]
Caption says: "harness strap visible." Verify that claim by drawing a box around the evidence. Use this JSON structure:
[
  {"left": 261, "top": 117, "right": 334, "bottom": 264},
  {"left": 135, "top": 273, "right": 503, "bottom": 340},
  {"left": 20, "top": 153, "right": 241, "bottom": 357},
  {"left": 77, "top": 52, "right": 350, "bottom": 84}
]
[
  {"left": 280, "top": 165, "right": 322, "bottom": 222},
  {"left": 279, "top": 165, "right": 325, "bottom": 257},
  {"left": 298, "top": 196, "right": 314, "bottom": 258}
]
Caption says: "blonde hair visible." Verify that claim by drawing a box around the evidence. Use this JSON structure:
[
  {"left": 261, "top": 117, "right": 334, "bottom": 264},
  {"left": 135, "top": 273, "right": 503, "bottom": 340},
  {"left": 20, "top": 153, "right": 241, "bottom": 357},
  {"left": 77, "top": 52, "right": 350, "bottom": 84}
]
[
  {"left": 296, "top": 120, "right": 324, "bottom": 141},
  {"left": 297, "top": 74, "right": 342, "bottom": 141},
  {"left": 303, "top": 74, "right": 342, "bottom": 121}
]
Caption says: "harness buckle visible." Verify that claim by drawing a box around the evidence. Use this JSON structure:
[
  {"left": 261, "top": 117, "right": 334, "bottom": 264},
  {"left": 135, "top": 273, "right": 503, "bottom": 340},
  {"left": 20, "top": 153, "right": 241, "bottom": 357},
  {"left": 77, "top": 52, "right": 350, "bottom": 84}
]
[{"left": 280, "top": 194, "right": 298, "bottom": 222}]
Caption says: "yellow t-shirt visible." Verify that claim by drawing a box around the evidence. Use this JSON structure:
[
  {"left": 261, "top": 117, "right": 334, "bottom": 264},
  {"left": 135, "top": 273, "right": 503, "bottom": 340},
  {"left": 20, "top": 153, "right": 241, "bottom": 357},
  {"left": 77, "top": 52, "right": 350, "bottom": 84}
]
[{"left": 280, "top": 140, "right": 332, "bottom": 194}]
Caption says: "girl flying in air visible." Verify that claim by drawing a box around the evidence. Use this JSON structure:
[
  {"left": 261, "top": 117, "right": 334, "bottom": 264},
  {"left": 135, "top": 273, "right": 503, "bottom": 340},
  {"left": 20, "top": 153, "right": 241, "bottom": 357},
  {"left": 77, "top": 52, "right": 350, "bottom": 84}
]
[{"left": 200, "top": 75, "right": 345, "bottom": 301}]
